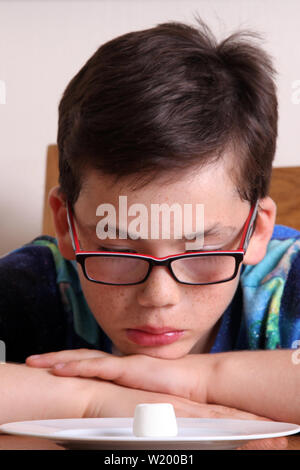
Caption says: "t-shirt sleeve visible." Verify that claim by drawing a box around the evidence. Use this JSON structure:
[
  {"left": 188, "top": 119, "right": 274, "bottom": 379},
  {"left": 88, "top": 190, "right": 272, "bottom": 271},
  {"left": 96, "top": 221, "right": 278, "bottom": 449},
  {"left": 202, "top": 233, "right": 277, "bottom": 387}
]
[
  {"left": 279, "top": 250, "right": 300, "bottom": 348},
  {"left": 0, "top": 243, "right": 68, "bottom": 362},
  {"left": 240, "top": 230, "right": 300, "bottom": 350}
]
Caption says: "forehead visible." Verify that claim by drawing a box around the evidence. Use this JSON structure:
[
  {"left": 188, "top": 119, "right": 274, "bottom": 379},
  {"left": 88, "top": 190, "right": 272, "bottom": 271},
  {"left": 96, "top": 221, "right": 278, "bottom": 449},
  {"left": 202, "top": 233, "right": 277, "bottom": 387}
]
[
  {"left": 73, "top": 160, "right": 250, "bottom": 246},
  {"left": 78, "top": 159, "right": 239, "bottom": 210}
]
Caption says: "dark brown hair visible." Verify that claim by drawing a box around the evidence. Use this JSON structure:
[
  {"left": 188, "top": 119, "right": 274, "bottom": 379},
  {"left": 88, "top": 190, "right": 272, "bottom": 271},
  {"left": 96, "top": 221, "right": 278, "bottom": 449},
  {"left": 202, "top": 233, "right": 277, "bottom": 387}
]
[{"left": 57, "top": 17, "right": 278, "bottom": 206}]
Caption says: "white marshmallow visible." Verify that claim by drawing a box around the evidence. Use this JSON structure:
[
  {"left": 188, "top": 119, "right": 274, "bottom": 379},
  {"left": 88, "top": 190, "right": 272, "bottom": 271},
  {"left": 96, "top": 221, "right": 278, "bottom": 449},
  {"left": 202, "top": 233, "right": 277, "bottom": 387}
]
[{"left": 133, "top": 403, "right": 178, "bottom": 437}]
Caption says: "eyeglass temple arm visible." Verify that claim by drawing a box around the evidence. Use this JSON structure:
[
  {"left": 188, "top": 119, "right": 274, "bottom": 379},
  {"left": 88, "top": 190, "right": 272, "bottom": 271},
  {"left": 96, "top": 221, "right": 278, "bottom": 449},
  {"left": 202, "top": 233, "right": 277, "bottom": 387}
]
[
  {"left": 66, "top": 201, "right": 78, "bottom": 252},
  {"left": 240, "top": 200, "right": 259, "bottom": 252}
]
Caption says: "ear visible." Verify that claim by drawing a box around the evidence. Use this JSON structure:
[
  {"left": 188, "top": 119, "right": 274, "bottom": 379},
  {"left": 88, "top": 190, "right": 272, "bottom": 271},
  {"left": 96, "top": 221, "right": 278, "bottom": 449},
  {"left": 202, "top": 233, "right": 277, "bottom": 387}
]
[
  {"left": 48, "top": 186, "right": 75, "bottom": 260},
  {"left": 243, "top": 196, "right": 277, "bottom": 265}
]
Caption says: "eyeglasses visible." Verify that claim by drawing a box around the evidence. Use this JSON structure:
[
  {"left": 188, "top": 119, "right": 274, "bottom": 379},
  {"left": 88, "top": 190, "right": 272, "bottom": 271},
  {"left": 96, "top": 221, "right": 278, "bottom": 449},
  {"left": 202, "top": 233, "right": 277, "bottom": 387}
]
[{"left": 66, "top": 201, "right": 258, "bottom": 286}]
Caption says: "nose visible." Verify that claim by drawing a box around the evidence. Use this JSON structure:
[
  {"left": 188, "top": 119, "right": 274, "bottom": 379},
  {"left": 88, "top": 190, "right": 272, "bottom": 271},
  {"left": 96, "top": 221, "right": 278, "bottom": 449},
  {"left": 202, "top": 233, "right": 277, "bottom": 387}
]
[{"left": 136, "top": 265, "right": 181, "bottom": 308}]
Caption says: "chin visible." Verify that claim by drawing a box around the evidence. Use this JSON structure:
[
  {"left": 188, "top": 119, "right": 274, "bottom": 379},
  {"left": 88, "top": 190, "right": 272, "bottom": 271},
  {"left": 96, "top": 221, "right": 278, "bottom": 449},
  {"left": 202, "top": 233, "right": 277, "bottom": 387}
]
[
  {"left": 147, "top": 350, "right": 187, "bottom": 360},
  {"left": 124, "top": 344, "right": 190, "bottom": 360}
]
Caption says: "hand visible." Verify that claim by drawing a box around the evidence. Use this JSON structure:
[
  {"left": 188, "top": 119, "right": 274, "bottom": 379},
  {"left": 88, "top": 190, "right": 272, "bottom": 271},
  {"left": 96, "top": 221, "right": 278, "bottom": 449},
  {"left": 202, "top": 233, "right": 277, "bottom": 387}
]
[
  {"left": 26, "top": 349, "right": 208, "bottom": 403},
  {"left": 26, "top": 348, "right": 111, "bottom": 365}
]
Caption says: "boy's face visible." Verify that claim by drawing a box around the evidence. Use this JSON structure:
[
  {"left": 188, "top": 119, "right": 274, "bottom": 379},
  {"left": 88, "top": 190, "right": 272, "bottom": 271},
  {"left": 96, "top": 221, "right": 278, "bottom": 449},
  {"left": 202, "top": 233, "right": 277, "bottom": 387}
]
[{"left": 52, "top": 158, "right": 275, "bottom": 359}]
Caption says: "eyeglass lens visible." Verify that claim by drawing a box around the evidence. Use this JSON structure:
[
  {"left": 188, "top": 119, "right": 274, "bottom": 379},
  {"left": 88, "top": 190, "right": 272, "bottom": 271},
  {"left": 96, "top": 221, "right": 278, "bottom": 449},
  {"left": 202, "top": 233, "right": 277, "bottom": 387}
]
[{"left": 84, "top": 255, "right": 236, "bottom": 285}]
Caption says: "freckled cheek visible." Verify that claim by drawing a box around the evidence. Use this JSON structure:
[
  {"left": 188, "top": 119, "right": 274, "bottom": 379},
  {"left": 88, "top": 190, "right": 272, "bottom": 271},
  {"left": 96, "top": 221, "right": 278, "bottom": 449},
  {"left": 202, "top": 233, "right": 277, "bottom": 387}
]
[
  {"left": 188, "top": 278, "right": 239, "bottom": 323},
  {"left": 78, "top": 274, "right": 134, "bottom": 323}
]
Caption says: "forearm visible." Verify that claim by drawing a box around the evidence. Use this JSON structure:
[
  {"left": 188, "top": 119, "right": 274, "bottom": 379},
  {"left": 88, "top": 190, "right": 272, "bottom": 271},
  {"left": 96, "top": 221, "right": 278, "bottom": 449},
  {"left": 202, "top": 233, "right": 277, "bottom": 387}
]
[
  {"left": 207, "top": 350, "right": 300, "bottom": 423},
  {"left": 0, "top": 362, "right": 92, "bottom": 424}
]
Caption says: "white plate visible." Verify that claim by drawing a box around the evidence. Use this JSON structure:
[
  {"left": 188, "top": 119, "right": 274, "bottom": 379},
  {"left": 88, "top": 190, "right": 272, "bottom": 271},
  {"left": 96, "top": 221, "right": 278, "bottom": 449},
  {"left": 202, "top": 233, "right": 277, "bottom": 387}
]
[{"left": 1, "top": 418, "right": 299, "bottom": 450}]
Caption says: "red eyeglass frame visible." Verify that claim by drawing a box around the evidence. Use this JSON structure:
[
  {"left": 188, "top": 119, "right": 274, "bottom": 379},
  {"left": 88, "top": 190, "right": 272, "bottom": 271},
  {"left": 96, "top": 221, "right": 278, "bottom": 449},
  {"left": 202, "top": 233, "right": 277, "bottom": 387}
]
[{"left": 66, "top": 200, "right": 259, "bottom": 286}]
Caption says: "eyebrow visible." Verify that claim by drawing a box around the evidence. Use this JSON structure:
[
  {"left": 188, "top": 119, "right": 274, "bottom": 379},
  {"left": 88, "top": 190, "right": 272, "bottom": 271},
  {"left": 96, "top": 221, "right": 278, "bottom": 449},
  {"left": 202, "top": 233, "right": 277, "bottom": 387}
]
[{"left": 84, "top": 222, "right": 236, "bottom": 241}]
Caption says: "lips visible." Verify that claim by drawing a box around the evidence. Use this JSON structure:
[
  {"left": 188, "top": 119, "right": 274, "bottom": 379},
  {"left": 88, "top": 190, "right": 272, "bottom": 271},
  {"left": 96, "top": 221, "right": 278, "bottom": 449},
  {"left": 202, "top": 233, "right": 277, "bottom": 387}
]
[
  {"left": 132, "top": 325, "right": 182, "bottom": 334},
  {"left": 126, "top": 326, "right": 184, "bottom": 346}
]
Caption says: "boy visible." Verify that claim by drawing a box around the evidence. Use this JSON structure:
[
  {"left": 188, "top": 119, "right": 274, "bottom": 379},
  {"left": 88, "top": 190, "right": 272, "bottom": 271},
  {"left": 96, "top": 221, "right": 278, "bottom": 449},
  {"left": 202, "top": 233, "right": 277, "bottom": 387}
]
[{"left": 0, "top": 18, "right": 299, "bottom": 449}]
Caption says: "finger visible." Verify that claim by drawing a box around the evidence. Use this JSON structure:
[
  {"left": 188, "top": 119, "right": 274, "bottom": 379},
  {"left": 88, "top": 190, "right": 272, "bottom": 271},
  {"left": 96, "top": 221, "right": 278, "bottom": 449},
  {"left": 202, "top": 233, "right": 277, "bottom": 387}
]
[
  {"left": 199, "top": 404, "right": 267, "bottom": 421},
  {"left": 51, "top": 355, "right": 175, "bottom": 395},
  {"left": 51, "top": 356, "right": 125, "bottom": 381},
  {"left": 25, "top": 348, "right": 111, "bottom": 367},
  {"left": 158, "top": 398, "right": 269, "bottom": 421},
  {"left": 236, "top": 437, "right": 288, "bottom": 450}
]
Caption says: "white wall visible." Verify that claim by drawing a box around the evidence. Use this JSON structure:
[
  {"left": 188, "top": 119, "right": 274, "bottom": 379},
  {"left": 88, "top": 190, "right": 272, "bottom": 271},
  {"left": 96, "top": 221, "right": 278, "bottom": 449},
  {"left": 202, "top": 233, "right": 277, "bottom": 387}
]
[{"left": 1, "top": 0, "right": 299, "bottom": 255}]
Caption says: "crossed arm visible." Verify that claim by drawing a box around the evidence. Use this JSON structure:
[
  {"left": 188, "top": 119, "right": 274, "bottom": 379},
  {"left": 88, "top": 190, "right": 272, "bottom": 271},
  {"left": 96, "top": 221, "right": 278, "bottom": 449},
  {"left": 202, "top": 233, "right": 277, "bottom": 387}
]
[
  {"left": 0, "top": 349, "right": 297, "bottom": 450},
  {"left": 26, "top": 347, "right": 300, "bottom": 425}
]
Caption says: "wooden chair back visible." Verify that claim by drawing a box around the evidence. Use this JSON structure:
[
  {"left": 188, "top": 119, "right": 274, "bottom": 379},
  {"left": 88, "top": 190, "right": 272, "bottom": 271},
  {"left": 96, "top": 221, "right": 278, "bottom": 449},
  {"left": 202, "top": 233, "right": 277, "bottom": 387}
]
[
  {"left": 42, "top": 145, "right": 59, "bottom": 237},
  {"left": 269, "top": 166, "right": 300, "bottom": 231}
]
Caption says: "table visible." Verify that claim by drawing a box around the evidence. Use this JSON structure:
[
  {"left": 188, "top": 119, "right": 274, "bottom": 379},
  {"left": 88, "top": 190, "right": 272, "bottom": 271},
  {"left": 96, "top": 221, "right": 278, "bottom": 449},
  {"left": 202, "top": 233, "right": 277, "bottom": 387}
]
[{"left": 0, "top": 433, "right": 299, "bottom": 450}]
